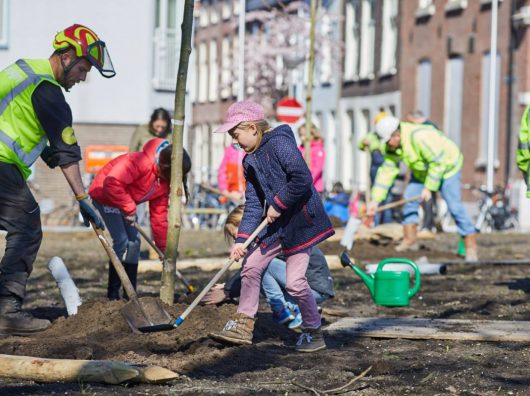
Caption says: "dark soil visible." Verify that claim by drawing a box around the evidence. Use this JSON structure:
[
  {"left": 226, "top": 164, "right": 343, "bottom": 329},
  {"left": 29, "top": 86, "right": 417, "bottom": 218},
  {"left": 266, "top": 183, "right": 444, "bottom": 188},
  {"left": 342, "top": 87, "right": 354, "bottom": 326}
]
[{"left": 0, "top": 229, "right": 530, "bottom": 395}]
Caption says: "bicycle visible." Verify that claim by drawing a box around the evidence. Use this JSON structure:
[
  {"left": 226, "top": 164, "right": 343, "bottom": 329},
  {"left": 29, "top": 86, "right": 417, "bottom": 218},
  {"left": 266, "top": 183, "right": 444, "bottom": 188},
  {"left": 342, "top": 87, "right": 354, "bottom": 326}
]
[
  {"left": 437, "top": 184, "right": 519, "bottom": 234},
  {"left": 28, "top": 182, "right": 82, "bottom": 227},
  {"left": 182, "top": 183, "right": 231, "bottom": 230}
]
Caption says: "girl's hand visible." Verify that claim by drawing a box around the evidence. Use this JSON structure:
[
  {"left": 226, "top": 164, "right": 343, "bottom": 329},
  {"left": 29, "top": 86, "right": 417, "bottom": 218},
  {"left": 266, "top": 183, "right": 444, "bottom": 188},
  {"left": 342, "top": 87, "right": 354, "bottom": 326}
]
[
  {"left": 266, "top": 206, "right": 281, "bottom": 224},
  {"left": 366, "top": 201, "right": 378, "bottom": 216},
  {"left": 230, "top": 243, "right": 247, "bottom": 261}
]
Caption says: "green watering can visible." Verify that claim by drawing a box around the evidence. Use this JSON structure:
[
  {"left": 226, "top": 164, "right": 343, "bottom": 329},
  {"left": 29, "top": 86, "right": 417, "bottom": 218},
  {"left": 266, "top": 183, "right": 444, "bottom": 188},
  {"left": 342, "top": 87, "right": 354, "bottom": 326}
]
[{"left": 339, "top": 251, "right": 421, "bottom": 307}]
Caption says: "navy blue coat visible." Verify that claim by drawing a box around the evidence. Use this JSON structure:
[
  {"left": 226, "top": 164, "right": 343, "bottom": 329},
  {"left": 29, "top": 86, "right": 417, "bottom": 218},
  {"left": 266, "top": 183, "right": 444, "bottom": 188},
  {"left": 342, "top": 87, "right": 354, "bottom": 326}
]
[{"left": 235, "top": 124, "right": 334, "bottom": 256}]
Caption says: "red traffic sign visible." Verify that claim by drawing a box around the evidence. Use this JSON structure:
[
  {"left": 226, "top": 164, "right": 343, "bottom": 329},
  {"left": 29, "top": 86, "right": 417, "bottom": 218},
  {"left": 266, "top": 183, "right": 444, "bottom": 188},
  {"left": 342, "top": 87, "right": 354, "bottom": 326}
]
[{"left": 276, "top": 97, "right": 304, "bottom": 124}]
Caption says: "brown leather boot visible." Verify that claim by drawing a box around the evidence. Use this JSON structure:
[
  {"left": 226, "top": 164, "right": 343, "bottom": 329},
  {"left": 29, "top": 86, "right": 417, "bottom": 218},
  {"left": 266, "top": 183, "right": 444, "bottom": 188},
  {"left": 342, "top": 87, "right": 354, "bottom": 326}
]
[
  {"left": 464, "top": 233, "right": 479, "bottom": 262},
  {"left": 209, "top": 313, "right": 255, "bottom": 345},
  {"left": 395, "top": 224, "right": 419, "bottom": 252}
]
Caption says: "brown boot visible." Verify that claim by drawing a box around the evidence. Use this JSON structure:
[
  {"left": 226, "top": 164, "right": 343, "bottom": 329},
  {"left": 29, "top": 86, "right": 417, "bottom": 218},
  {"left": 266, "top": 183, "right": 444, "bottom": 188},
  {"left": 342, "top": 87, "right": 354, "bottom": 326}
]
[
  {"left": 395, "top": 224, "right": 419, "bottom": 252},
  {"left": 464, "top": 233, "right": 479, "bottom": 262},
  {"left": 209, "top": 313, "right": 255, "bottom": 345}
]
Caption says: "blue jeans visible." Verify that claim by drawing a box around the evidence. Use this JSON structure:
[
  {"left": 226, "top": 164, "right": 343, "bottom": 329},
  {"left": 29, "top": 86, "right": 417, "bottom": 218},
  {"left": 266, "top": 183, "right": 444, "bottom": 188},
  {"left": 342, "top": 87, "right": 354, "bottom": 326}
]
[
  {"left": 402, "top": 172, "right": 476, "bottom": 236},
  {"left": 93, "top": 201, "right": 140, "bottom": 263},
  {"left": 260, "top": 258, "right": 328, "bottom": 312}
]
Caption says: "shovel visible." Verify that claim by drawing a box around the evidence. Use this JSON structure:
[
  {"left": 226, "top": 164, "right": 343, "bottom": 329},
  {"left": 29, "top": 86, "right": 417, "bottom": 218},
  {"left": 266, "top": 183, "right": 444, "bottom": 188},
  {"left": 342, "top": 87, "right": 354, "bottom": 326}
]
[
  {"left": 173, "top": 218, "right": 268, "bottom": 327},
  {"left": 133, "top": 222, "right": 196, "bottom": 294},
  {"left": 340, "top": 195, "right": 422, "bottom": 250},
  {"left": 91, "top": 223, "right": 173, "bottom": 333}
]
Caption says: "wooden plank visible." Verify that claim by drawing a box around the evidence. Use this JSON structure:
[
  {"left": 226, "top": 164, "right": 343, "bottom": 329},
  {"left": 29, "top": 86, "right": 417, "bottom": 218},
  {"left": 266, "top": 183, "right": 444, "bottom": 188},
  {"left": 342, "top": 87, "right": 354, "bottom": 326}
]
[{"left": 325, "top": 317, "right": 530, "bottom": 342}]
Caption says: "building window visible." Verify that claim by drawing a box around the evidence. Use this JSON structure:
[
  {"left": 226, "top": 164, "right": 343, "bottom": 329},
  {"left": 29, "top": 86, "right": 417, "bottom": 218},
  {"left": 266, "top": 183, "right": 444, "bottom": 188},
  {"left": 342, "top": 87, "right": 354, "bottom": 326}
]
[
  {"left": 198, "top": 42, "right": 208, "bottom": 103},
  {"left": 153, "top": 0, "right": 180, "bottom": 90},
  {"left": 210, "top": 0, "right": 219, "bottom": 24},
  {"left": 0, "top": 0, "right": 9, "bottom": 49},
  {"left": 380, "top": 0, "right": 398, "bottom": 76},
  {"left": 208, "top": 40, "right": 218, "bottom": 101},
  {"left": 444, "top": 56, "right": 464, "bottom": 146},
  {"left": 233, "top": 0, "right": 240, "bottom": 16},
  {"left": 232, "top": 34, "right": 239, "bottom": 97},
  {"left": 222, "top": 0, "right": 232, "bottom": 19},
  {"left": 416, "top": 0, "right": 435, "bottom": 18},
  {"left": 221, "top": 36, "right": 231, "bottom": 99},
  {"left": 479, "top": 51, "right": 500, "bottom": 165},
  {"left": 319, "top": 14, "right": 332, "bottom": 84},
  {"left": 344, "top": 1, "right": 359, "bottom": 81},
  {"left": 200, "top": 0, "right": 209, "bottom": 27},
  {"left": 416, "top": 59, "right": 432, "bottom": 117},
  {"left": 359, "top": 0, "right": 375, "bottom": 79}
]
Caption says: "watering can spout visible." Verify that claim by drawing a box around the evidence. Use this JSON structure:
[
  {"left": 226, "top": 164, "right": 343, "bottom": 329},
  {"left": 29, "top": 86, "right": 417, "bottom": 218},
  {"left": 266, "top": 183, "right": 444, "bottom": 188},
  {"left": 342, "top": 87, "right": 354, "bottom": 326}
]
[{"left": 339, "top": 251, "right": 375, "bottom": 298}]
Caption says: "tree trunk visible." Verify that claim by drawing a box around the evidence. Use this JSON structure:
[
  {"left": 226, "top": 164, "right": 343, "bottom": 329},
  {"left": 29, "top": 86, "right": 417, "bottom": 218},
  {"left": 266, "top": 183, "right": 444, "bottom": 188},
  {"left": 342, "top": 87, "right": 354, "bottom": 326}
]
[
  {"left": 304, "top": 0, "right": 319, "bottom": 168},
  {"left": 161, "top": 0, "right": 195, "bottom": 304},
  {"left": 0, "top": 354, "right": 178, "bottom": 384}
]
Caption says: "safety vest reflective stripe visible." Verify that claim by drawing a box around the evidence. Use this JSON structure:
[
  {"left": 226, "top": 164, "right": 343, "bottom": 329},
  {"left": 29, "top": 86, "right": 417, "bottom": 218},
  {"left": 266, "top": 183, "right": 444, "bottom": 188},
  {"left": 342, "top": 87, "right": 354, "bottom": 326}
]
[
  {"left": 519, "top": 141, "right": 529, "bottom": 151},
  {"left": 0, "top": 59, "right": 50, "bottom": 167}
]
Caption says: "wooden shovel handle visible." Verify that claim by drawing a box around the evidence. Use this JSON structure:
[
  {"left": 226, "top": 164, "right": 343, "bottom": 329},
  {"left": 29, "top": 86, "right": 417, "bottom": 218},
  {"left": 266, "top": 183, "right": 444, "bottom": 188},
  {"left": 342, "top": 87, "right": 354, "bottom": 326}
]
[
  {"left": 91, "top": 223, "right": 138, "bottom": 300},
  {"left": 175, "top": 218, "right": 269, "bottom": 326},
  {"left": 134, "top": 222, "right": 196, "bottom": 293},
  {"left": 199, "top": 183, "right": 244, "bottom": 205},
  {"left": 376, "top": 195, "right": 422, "bottom": 212}
]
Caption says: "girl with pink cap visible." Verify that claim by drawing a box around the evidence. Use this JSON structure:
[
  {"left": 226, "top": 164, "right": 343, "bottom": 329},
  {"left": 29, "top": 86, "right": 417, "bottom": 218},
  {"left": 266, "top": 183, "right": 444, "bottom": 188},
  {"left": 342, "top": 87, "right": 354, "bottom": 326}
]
[{"left": 209, "top": 100, "right": 335, "bottom": 353}]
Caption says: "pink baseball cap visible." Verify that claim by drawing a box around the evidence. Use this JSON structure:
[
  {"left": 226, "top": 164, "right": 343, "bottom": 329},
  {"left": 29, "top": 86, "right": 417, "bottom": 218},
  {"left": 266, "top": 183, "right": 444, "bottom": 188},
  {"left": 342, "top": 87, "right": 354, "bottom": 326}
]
[{"left": 214, "top": 100, "right": 265, "bottom": 133}]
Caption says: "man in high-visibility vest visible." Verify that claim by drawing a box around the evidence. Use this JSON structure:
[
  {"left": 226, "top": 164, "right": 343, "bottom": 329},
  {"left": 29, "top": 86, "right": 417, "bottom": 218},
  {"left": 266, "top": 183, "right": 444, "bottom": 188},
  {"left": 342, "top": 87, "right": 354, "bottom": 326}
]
[
  {"left": 0, "top": 24, "right": 115, "bottom": 335},
  {"left": 357, "top": 111, "right": 395, "bottom": 225},
  {"left": 367, "top": 115, "right": 478, "bottom": 261},
  {"left": 517, "top": 105, "right": 530, "bottom": 198}
]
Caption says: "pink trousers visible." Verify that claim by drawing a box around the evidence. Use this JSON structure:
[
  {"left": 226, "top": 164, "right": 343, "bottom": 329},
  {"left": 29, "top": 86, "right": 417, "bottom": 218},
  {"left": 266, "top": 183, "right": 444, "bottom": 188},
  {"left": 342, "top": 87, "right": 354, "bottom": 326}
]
[{"left": 237, "top": 240, "right": 321, "bottom": 329}]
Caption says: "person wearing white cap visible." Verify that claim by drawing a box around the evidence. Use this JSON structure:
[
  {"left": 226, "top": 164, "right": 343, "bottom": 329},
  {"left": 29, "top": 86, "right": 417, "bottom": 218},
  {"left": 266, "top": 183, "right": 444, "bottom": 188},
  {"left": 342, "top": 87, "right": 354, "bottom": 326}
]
[{"left": 366, "top": 116, "right": 478, "bottom": 261}]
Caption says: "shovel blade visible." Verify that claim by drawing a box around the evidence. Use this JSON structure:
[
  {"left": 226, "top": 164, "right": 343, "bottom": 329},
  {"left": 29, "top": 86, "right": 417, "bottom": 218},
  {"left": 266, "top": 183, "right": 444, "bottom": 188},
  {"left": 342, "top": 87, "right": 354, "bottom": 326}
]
[{"left": 120, "top": 296, "right": 174, "bottom": 333}]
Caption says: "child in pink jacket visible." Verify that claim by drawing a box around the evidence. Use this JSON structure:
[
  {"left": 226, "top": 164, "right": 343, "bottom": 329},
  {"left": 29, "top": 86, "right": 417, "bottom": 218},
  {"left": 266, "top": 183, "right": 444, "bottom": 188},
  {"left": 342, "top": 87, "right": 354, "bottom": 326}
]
[
  {"left": 298, "top": 124, "right": 326, "bottom": 194},
  {"left": 218, "top": 144, "right": 245, "bottom": 202}
]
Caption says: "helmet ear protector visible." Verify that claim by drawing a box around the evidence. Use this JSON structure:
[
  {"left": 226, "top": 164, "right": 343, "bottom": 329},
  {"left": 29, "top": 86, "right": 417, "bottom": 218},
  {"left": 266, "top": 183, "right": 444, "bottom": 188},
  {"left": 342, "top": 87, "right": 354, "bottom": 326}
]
[{"left": 53, "top": 24, "right": 116, "bottom": 78}]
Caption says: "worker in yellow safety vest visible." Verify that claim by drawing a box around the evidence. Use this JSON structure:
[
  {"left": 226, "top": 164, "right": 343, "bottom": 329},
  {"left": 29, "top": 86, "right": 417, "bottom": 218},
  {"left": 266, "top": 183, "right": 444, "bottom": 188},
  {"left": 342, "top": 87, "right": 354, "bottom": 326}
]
[
  {"left": 366, "top": 115, "right": 478, "bottom": 261},
  {"left": 517, "top": 104, "right": 530, "bottom": 198},
  {"left": 0, "top": 24, "right": 115, "bottom": 335}
]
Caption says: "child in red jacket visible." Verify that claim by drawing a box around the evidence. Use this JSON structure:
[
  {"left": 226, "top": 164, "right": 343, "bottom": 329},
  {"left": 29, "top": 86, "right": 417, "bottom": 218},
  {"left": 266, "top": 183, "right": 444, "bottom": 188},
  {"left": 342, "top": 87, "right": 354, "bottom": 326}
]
[
  {"left": 218, "top": 144, "right": 245, "bottom": 203},
  {"left": 89, "top": 138, "right": 191, "bottom": 300}
]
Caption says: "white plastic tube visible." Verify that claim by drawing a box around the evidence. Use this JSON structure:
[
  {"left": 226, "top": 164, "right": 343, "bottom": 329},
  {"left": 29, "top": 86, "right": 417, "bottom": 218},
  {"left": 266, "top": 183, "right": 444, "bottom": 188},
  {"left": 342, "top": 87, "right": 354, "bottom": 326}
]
[{"left": 48, "top": 256, "right": 81, "bottom": 316}]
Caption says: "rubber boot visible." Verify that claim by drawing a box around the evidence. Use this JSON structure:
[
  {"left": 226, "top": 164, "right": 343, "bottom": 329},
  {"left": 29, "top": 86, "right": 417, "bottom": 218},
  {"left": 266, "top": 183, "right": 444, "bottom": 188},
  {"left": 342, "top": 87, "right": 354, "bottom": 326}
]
[
  {"left": 0, "top": 295, "right": 51, "bottom": 335},
  {"left": 123, "top": 263, "right": 138, "bottom": 300},
  {"left": 464, "top": 234, "right": 479, "bottom": 262},
  {"left": 107, "top": 262, "right": 121, "bottom": 301},
  {"left": 395, "top": 224, "right": 419, "bottom": 252},
  {"left": 209, "top": 313, "right": 256, "bottom": 345}
]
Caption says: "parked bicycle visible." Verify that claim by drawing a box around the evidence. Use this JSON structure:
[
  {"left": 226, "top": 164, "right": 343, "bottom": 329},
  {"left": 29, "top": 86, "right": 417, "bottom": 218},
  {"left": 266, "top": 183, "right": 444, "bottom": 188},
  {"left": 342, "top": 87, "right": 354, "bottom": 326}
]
[
  {"left": 437, "top": 183, "right": 519, "bottom": 234},
  {"left": 182, "top": 183, "right": 232, "bottom": 230}
]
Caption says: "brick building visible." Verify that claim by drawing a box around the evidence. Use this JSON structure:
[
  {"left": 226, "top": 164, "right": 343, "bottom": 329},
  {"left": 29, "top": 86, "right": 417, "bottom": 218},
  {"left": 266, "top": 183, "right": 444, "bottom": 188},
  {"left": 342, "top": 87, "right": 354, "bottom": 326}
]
[{"left": 400, "top": 0, "right": 530, "bottom": 190}]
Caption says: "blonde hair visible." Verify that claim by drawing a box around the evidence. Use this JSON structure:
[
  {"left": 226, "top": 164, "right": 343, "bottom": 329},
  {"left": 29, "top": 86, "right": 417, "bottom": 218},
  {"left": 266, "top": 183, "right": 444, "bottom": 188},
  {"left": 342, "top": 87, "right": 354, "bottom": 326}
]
[
  {"left": 299, "top": 124, "right": 323, "bottom": 142},
  {"left": 237, "top": 120, "right": 271, "bottom": 153},
  {"left": 224, "top": 204, "right": 245, "bottom": 242}
]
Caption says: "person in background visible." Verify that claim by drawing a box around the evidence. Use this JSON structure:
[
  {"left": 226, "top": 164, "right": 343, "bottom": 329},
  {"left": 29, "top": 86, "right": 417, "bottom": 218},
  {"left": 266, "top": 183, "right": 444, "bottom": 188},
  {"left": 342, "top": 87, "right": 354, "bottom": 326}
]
[
  {"left": 129, "top": 108, "right": 172, "bottom": 153},
  {"left": 202, "top": 205, "right": 335, "bottom": 331},
  {"left": 406, "top": 110, "right": 439, "bottom": 239},
  {"left": 357, "top": 112, "right": 394, "bottom": 225},
  {"left": 89, "top": 138, "right": 191, "bottom": 300},
  {"left": 0, "top": 24, "right": 113, "bottom": 335},
  {"left": 298, "top": 122, "right": 326, "bottom": 196},
  {"left": 209, "top": 100, "right": 334, "bottom": 353},
  {"left": 323, "top": 182, "right": 350, "bottom": 225},
  {"left": 367, "top": 115, "right": 478, "bottom": 261},
  {"left": 517, "top": 104, "right": 530, "bottom": 199},
  {"left": 218, "top": 143, "right": 245, "bottom": 203}
]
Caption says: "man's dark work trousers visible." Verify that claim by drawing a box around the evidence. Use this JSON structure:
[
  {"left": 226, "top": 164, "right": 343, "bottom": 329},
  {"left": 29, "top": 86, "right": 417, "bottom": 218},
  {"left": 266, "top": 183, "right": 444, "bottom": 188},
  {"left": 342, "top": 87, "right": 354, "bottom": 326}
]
[{"left": 0, "top": 162, "right": 42, "bottom": 299}]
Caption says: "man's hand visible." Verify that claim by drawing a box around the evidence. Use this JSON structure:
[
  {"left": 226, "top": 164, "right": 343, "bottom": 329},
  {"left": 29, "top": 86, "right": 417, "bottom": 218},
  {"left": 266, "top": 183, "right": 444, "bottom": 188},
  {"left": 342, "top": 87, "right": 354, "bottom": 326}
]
[
  {"left": 366, "top": 201, "right": 379, "bottom": 216},
  {"left": 123, "top": 213, "right": 136, "bottom": 225},
  {"left": 421, "top": 188, "right": 432, "bottom": 202},
  {"left": 77, "top": 195, "right": 105, "bottom": 229},
  {"left": 230, "top": 243, "right": 247, "bottom": 261},
  {"left": 266, "top": 205, "right": 281, "bottom": 224},
  {"left": 201, "top": 283, "right": 229, "bottom": 305}
]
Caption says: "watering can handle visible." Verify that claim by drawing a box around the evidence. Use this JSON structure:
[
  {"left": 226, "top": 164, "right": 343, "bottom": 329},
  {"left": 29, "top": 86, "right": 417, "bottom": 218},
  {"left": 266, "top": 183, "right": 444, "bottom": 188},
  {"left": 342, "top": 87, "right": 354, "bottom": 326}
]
[{"left": 377, "top": 258, "right": 421, "bottom": 298}]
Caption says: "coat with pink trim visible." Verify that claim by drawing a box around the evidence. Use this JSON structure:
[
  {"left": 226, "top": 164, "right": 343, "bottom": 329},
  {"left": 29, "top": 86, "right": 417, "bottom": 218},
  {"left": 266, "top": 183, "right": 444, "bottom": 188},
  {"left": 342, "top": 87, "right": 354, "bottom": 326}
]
[{"left": 235, "top": 124, "right": 334, "bottom": 256}]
